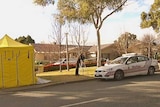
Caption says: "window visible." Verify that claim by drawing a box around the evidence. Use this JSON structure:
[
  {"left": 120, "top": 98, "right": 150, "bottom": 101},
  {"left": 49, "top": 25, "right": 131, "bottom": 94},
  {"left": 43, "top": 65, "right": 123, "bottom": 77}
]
[
  {"left": 127, "top": 56, "right": 138, "bottom": 64},
  {"left": 137, "top": 56, "right": 149, "bottom": 62}
]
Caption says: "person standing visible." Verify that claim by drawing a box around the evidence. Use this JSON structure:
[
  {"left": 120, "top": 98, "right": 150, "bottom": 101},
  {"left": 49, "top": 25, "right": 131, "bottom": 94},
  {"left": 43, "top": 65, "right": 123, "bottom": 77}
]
[{"left": 75, "top": 54, "right": 85, "bottom": 76}]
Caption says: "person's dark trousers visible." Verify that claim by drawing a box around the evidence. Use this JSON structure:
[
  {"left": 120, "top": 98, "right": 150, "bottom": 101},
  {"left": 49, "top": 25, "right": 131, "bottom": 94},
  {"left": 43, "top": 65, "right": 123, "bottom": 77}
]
[
  {"left": 75, "top": 59, "right": 80, "bottom": 76},
  {"left": 75, "top": 66, "right": 79, "bottom": 76}
]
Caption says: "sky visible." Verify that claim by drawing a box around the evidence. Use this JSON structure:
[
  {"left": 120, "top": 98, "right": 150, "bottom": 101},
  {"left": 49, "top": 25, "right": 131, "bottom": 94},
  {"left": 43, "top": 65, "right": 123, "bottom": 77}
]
[{"left": 0, "top": 0, "right": 156, "bottom": 45}]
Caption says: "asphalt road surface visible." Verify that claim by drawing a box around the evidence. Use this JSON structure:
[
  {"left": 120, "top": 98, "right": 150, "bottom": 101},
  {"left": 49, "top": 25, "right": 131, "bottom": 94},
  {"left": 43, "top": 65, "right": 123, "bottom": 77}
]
[{"left": 0, "top": 73, "right": 160, "bottom": 107}]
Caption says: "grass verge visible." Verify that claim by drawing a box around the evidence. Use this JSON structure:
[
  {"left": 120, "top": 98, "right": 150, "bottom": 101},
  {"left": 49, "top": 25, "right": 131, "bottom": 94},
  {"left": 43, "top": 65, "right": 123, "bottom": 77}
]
[{"left": 36, "top": 66, "right": 97, "bottom": 84}]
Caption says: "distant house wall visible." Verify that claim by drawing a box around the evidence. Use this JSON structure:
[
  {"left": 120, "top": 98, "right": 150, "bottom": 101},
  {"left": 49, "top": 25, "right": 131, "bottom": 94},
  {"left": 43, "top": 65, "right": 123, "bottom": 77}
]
[
  {"left": 33, "top": 44, "right": 92, "bottom": 64},
  {"left": 88, "top": 44, "right": 120, "bottom": 60},
  {"left": 35, "top": 53, "right": 44, "bottom": 62},
  {"left": 35, "top": 52, "right": 77, "bottom": 63},
  {"left": 33, "top": 43, "right": 121, "bottom": 63},
  {"left": 35, "top": 52, "right": 60, "bottom": 63},
  {"left": 101, "top": 47, "right": 119, "bottom": 60}
]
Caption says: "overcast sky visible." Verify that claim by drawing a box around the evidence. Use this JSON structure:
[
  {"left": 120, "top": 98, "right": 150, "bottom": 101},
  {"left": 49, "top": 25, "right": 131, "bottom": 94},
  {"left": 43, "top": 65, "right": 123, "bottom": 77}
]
[{"left": 0, "top": 0, "right": 156, "bottom": 45}]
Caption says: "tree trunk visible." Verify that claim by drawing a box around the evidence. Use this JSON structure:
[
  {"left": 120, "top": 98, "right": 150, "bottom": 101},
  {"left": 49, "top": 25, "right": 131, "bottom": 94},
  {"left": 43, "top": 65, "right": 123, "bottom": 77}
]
[
  {"left": 59, "top": 44, "right": 62, "bottom": 72},
  {"left": 59, "top": 24, "right": 62, "bottom": 72},
  {"left": 97, "top": 29, "right": 101, "bottom": 67}
]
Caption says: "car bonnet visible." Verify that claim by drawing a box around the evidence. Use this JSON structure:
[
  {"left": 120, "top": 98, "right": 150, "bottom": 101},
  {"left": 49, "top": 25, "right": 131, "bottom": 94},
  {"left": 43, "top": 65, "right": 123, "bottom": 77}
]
[{"left": 96, "top": 64, "right": 121, "bottom": 70}]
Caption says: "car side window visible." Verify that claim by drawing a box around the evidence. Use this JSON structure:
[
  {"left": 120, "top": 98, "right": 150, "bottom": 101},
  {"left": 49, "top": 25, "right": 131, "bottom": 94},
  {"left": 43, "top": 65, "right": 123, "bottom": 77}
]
[
  {"left": 126, "top": 56, "right": 138, "bottom": 64},
  {"left": 137, "top": 56, "right": 149, "bottom": 62}
]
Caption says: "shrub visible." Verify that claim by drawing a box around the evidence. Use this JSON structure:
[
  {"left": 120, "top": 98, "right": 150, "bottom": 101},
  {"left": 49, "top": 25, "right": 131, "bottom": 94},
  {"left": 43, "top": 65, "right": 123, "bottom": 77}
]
[{"left": 44, "top": 64, "right": 76, "bottom": 72}]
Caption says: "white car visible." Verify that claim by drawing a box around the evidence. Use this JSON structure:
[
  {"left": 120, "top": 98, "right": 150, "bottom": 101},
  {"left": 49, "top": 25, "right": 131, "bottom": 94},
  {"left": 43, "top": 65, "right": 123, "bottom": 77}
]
[{"left": 95, "top": 53, "right": 159, "bottom": 80}]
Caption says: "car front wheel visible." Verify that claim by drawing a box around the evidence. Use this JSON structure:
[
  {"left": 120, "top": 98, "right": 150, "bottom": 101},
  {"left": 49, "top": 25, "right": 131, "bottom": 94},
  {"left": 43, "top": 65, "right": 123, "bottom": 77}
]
[
  {"left": 148, "top": 66, "right": 155, "bottom": 75},
  {"left": 114, "top": 70, "right": 124, "bottom": 80}
]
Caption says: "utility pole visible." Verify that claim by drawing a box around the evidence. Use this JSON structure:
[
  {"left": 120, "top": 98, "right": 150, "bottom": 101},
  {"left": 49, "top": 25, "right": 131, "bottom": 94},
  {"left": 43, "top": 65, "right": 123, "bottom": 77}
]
[{"left": 65, "top": 32, "right": 69, "bottom": 71}]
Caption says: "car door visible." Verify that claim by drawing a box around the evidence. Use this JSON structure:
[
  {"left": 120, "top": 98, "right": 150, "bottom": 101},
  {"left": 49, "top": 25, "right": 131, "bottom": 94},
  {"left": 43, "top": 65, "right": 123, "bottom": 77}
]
[
  {"left": 136, "top": 56, "right": 150, "bottom": 74},
  {"left": 125, "top": 56, "right": 139, "bottom": 76}
]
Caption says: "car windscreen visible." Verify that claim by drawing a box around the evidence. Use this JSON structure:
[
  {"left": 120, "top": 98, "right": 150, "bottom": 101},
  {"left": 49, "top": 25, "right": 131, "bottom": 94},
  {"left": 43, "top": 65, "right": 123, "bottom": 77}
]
[{"left": 110, "top": 56, "right": 128, "bottom": 64}]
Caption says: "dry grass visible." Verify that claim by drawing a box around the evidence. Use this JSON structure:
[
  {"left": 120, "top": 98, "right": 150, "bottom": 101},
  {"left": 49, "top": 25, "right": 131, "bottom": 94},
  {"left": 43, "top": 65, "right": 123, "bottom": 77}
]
[{"left": 36, "top": 66, "right": 97, "bottom": 84}]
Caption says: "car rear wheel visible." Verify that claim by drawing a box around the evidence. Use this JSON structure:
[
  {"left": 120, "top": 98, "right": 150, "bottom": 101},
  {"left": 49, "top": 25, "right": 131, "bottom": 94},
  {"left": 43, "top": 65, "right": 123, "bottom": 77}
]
[
  {"left": 114, "top": 70, "right": 124, "bottom": 80},
  {"left": 148, "top": 66, "right": 155, "bottom": 75}
]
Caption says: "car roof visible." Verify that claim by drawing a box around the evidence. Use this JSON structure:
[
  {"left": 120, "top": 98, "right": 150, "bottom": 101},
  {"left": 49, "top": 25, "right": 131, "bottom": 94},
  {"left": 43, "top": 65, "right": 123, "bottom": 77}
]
[
  {"left": 122, "top": 53, "right": 146, "bottom": 57},
  {"left": 121, "top": 53, "right": 148, "bottom": 59},
  {"left": 122, "top": 53, "right": 138, "bottom": 57}
]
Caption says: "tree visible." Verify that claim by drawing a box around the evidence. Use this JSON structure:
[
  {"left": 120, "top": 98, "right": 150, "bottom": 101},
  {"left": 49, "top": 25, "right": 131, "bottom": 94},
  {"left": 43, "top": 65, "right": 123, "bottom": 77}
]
[
  {"left": 114, "top": 32, "right": 137, "bottom": 54},
  {"left": 70, "top": 23, "right": 88, "bottom": 55},
  {"left": 49, "top": 14, "right": 65, "bottom": 72},
  {"left": 15, "top": 35, "right": 35, "bottom": 44},
  {"left": 141, "top": 34, "right": 156, "bottom": 58},
  {"left": 140, "top": 0, "right": 160, "bottom": 33},
  {"left": 57, "top": 0, "right": 128, "bottom": 67},
  {"left": 33, "top": 0, "right": 127, "bottom": 66},
  {"left": 33, "top": 0, "right": 54, "bottom": 6}
]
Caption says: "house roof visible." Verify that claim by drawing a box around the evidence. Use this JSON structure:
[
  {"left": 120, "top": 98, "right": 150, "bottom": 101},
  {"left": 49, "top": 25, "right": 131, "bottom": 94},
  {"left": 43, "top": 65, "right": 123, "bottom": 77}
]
[
  {"left": 88, "top": 44, "right": 113, "bottom": 52},
  {"left": 32, "top": 43, "right": 92, "bottom": 53},
  {"left": 32, "top": 44, "right": 65, "bottom": 53},
  {"left": 32, "top": 43, "right": 116, "bottom": 53},
  {"left": 68, "top": 46, "right": 92, "bottom": 52}
]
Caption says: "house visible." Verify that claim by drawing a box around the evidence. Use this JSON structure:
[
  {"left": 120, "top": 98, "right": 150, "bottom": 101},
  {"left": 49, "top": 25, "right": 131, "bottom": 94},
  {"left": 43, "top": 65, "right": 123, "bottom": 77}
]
[
  {"left": 32, "top": 43, "right": 92, "bottom": 64},
  {"left": 88, "top": 44, "right": 119, "bottom": 60},
  {"left": 126, "top": 40, "right": 159, "bottom": 58},
  {"left": 31, "top": 43, "right": 120, "bottom": 64}
]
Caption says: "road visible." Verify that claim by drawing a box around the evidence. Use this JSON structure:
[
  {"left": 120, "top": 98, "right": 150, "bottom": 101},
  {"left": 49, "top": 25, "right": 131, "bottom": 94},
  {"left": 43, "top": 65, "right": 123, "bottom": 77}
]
[{"left": 0, "top": 73, "right": 160, "bottom": 107}]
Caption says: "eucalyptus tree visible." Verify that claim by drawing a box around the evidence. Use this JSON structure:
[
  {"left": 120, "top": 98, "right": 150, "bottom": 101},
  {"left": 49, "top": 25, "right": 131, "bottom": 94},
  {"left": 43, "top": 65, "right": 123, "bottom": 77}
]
[
  {"left": 114, "top": 32, "right": 137, "bottom": 54},
  {"left": 140, "top": 0, "right": 160, "bottom": 33},
  {"left": 57, "top": 0, "right": 128, "bottom": 66}
]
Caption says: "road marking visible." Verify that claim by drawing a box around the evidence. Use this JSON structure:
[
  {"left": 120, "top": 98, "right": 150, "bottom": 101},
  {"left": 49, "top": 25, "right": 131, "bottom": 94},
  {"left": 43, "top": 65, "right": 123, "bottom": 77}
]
[{"left": 60, "top": 97, "right": 108, "bottom": 107}]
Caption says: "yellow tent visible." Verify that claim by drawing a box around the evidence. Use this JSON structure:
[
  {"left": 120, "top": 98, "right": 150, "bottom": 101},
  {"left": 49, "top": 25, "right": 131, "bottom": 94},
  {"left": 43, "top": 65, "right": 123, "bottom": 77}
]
[{"left": 0, "top": 34, "right": 35, "bottom": 88}]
